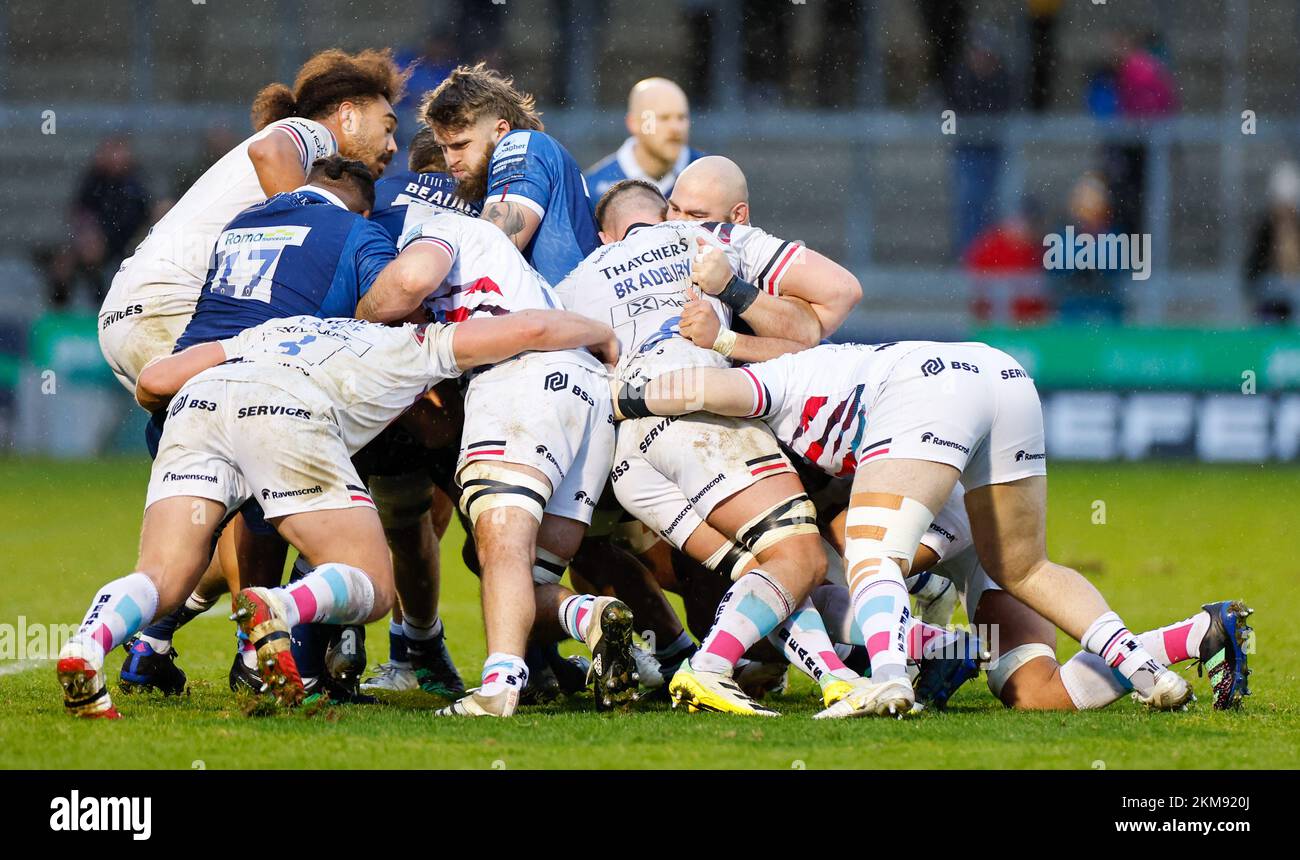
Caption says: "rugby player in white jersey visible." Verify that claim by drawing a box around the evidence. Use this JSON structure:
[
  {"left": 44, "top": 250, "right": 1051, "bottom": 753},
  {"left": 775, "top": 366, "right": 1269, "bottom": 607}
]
[
  {"left": 666, "top": 156, "right": 862, "bottom": 362},
  {"left": 614, "top": 342, "right": 1203, "bottom": 717},
  {"left": 98, "top": 48, "right": 408, "bottom": 394},
  {"left": 56, "top": 311, "right": 617, "bottom": 718},
  {"left": 95, "top": 49, "right": 408, "bottom": 695},
  {"left": 356, "top": 210, "right": 638, "bottom": 717},
  {"left": 553, "top": 179, "right": 875, "bottom": 716}
]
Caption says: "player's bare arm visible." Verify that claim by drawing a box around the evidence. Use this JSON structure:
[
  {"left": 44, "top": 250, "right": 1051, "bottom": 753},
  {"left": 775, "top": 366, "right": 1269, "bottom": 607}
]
[
  {"left": 685, "top": 238, "right": 826, "bottom": 361},
  {"left": 134, "top": 342, "right": 229, "bottom": 411},
  {"left": 481, "top": 199, "right": 541, "bottom": 251},
  {"left": 774, "top": 246, "right": 862, "bottom": 337},
  {"left": 677, "top": 286, "right": 812, "bottom": 360},
  {"left": 357, "top": 241, "right": 454, "bottom": 323},
  {"left": 246, "top": 132, "right": 310, "bottom": 197},
  {"left": 611, "top": 366, "right": 752, "bottom": 421},
  {"left": 452, "top": 309, "right": 619, "bottom": 369}
]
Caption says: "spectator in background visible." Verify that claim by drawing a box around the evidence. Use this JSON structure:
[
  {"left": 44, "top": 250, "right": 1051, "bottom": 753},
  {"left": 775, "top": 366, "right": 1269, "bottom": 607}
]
[
  {"left": 1050, "top": 172, "right": 1125, "bottom": 324},
  {"left": 815, "top": 0, "right": 866, "bottom": 108},
  {"left": 919, "top": 0, "right": 968, "bottom": 104},
  {"left": 1101, "top": 31, "right": 1179, "bottom": 235},
  {"left": 1244, "top": 161, "right": 1300, "bottom": 324},
  {"left": 950, "top": 25, "right": 1011, "bottom": 256},
  {"left": 585, "top": 77, "right": 706, "bottom": 202},
  {"left": 683, "top": 0, "right": 795, "bottom": 108},
  {"left": 1026, "top": 0, "right": 1062, "bottom": 112},
  {"left": 36, "top": 135, "right": 151, "bottom": 309},
  {"left": 965, "top": 197, "right": 1049, "bottom": 324}
]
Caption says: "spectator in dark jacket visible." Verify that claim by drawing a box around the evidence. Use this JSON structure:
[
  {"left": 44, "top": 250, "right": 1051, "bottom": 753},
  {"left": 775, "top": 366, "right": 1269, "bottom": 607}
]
[{"left": 39, "top": 135, "right": 151, "bottom": 308}]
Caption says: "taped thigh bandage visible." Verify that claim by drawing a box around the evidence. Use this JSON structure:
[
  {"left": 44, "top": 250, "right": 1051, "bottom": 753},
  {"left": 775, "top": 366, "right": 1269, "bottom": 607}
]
[
  {"left": 987, "top": 642, "right": 1056, "bottom": 699},
  {"left": 703, "top": 539, "right": 757, "bottom": 582},
  {"left": 533, "top": 547, "right": 570, "bottom": 586},
  {"left": 735, "top": 494, "right": 819, "bottom": 557},
  {"left": 843, "top": 493, "right": 935, "bottom": 587},
  {"left": 370, "top": 471, "right": 435, "bottom": 530},
  {"left": 458, "top": 462, "right": 552, "bottom": 527}
]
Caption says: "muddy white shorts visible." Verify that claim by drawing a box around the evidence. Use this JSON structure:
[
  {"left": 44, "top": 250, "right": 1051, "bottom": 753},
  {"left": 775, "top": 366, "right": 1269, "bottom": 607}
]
[
  {"left": 612, "top": 413, "right": 796, "bottom": 549},
  {"left": 145, "top": 374, "right": 375, "bottom": 520},
  {"left": 98, "top": 270, "right": 197, "bottom": 394},
  {"left": 456, "top": 351, "right": 615, "bottom": 525}
]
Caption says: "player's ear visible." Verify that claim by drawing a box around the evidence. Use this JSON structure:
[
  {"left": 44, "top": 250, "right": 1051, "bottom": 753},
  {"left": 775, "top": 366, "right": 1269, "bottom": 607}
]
[
  {"left": 732, "top": 202, "right": 749, "bottom": 225},
  {"left": 598, "top": 229, "right": 615, "bottom": 245},
  {"left": 493, "top": 117, "right": 511, "bottom": 141},
  {"left": 624, "top": 112, "right": 639, "bottom": 137}
]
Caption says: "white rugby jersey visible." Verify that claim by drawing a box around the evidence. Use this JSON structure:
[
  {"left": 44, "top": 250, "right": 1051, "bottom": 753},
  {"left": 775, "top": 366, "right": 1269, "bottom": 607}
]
[
  {"left": 122, "top": 118, "right": 337, "bottom": 295},
  {"left": 553, "top": 220, "right": 800, "bottom": 382},
  {"left": 207, "top": 315, "right": 461, "bottom": 453},
  {"left": 741, "top": 341, "right": 930, "bottom": 478},
  {"left": 398, "top": 209, "right": 562, "bottom": 322}
]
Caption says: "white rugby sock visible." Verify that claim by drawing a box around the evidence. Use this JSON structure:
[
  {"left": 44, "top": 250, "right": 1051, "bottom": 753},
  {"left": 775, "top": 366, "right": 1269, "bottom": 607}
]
[
  {"left": 479, "top": 652, "right": 528, "bottom": 698},
  {"left": 402, "top": 615, "right": 444, "bottom": 641},
  {"left": 1059, "top": 651, "right": 1132, "bottom": 709},
  {"left": 768, "top": 598, "right": 859, "bottom": 689},
  {"left": 72, "top": 573, "right": 160, "bottom": 665},
  {"left": 1080, "top": 611, "right": 1167, "bottom": 696},
  {"left": 558, "top": 594, "right": 598, "bottom": 644},
  {"left": 693, "top": 570, "right": 795, "bottom": 675},
  {"left": 276, "top": 563, "right": 375, "bottom": 626}
]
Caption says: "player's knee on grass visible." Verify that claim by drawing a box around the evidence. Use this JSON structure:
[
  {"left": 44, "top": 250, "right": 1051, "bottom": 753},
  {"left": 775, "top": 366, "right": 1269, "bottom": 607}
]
[{"left": 991, "top": 647, "right": 1072, "bottom": 710}]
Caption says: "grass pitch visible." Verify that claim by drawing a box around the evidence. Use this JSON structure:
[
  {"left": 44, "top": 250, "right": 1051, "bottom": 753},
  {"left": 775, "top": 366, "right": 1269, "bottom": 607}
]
[{"left": 2, "top": 457, "right": 1297, "bottom": 770}]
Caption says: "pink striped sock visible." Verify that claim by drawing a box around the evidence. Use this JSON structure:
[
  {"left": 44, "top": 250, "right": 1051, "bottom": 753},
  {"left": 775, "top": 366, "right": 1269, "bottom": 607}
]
[
  {"left": 559, "top": 594, "right": 597, "bottom": 644},
  {"left": 1139, "top": 611, "right": 1211, "bottom": 665},
  {"left": 694, "top": 571, "right": 795, "bottom": 675}
]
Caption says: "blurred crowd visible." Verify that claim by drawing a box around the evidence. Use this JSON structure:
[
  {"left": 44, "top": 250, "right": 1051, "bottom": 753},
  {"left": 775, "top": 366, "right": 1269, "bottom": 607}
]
[{"left": 23, "top": 0, "right": 1299, "bottom": 328}]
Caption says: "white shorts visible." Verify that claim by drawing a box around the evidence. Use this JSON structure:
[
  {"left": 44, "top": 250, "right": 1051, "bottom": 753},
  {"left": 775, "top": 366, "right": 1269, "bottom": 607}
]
[
  {"left": 99, "top": 269, "right": 197, "bottom": 394},
  {"left": 456, "top": 351, "right": 614, "bottom": 526},
  {"left": 145, "top": 375, "right": 376, "bottom": 520},
  {"left": 865, "top": 343, "right": 1047, "bottom": 490},
  {"left": 612, "top": 413, "right": 796, "bottom": 549}
]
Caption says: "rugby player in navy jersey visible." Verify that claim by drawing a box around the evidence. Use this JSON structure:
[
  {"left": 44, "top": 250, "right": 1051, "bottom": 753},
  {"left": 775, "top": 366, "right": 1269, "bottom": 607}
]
[
  {"left": 421, "top": 63, "right": 599, "bottom": 285},
  {"left": 585, "top": 77, "right": 706, "bottom": 203},
  {"left": 120, "top": 157, "right": 396, "bottom": 701}
]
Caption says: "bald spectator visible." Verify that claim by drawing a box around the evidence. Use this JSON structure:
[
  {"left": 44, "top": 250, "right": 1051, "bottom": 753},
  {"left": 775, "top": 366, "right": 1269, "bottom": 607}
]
[{"left": 585, "top": 77, "right": 705, "bottom": 203}]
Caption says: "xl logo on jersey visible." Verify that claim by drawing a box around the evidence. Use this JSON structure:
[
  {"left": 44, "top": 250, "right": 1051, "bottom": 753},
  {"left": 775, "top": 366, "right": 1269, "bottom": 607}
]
[{"left": 544, "top": 371, "right": 569, "bottom": 391}]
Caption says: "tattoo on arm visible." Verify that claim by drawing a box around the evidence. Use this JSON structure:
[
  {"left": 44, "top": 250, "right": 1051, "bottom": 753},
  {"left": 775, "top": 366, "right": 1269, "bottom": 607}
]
[{"left": 484, "top": 201, "right": 528, "bottom": 246}]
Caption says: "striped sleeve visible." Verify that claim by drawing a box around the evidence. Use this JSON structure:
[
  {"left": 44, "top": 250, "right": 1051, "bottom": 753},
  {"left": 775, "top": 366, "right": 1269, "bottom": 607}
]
[
  {"left": 399, "top": 214, "right": 458, "bottom": 261},
  {"left": 266, "top": 118, "right": 338, "bottom": 171},
  {"left": 730, "top": 224, "right": 802, "bottom": 296}
]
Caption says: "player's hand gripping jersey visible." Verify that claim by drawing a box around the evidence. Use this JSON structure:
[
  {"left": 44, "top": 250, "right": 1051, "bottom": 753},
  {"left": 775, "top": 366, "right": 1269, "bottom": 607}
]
[
  {"left": 484, "top": 130, "right": 599, "bottom": 284},
  {"left": 147, "top": 315, "right": 463, "bottom": 519},
  {"left": 99, "top": 118, "right": 337, "bottom": 391},
  {"left": 174, "top": 186, "right": 395, "bottom": 351},
  {"left": 556, "top": 219, "right": 802, "bottom": 548},
  {"left": 554, "top": 220, "right": 799, "bottom": 382},
  {"left": 371, "top": 169, "right": 482, "bottom": 245}
]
